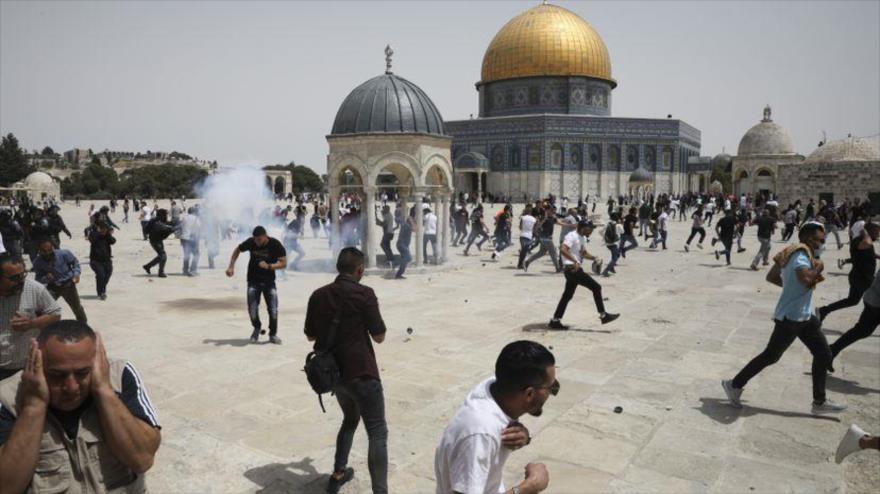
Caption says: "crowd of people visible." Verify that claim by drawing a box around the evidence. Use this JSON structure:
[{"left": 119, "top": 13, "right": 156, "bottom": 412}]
[{"left": 0, "top": 188, "right": 877, "bottom": 493}]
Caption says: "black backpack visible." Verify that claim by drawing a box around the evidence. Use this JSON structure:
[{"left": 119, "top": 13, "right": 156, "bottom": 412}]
[{"left": 303, "top": 298, "right": 344, "bottom": 412}]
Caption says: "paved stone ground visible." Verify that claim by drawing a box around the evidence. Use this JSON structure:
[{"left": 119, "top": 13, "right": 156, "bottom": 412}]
[{"left": 39, "top": 201, "right": 879, "bottom": 493}]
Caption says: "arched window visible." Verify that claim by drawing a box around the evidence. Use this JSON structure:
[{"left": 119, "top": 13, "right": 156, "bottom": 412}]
[
  {"left": 570, "top": 145, "right": 582, "bottom": 170},
  {"left": 645, "top": 147, "right": 656, "bottom": 168},
  {"left": 527, "top": 144, "right": 541, "bottom": 170},
  {"left": 550, "top": 143, "right": 563, "bottom": 168},
  {"left": 662, "top": 146, "right": 673, "bottom": 169},
  {"left": 588, "top": 144, "right": 601, "bottom": 168},
  {"left": 608, "top": 146, "right": 620, "bottom": 167},
  {"left": 491, "top": 145, "right": 505, "bottom": 171},
  {"left": 626, "top": 145, "right": 638, "bottom": 168},
  {"left": 510, "top": 145, "right": 521, "bottom": 169}
]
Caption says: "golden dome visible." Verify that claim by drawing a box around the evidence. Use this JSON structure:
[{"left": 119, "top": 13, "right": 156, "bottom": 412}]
[{"left": 481, "top": 2, "right": 614, "bottom": 86}]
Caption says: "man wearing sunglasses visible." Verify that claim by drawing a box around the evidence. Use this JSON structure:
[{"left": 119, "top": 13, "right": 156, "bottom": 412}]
[
  {"left": 723, "top": 222, "right": 846, "bottom": 414},
  {"left": 0, "top": 253, "right": 62, "bottom": 381},
  {"left": 435, "top": 341, "right": 556, "bottom": 494}
]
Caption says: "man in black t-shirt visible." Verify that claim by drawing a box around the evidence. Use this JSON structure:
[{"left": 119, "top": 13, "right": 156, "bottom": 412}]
[
  {"left": 619, "top": 207, "right": 639, "bottom": 258},
  {"left": 750, "top": 209, "right": 776, "bottom": 270},
  {"left": 714, "top": 210, "right": 738, "bottom": 266},
  {"left": 226, "top": 226, "right": 287, "bottom": 344}
]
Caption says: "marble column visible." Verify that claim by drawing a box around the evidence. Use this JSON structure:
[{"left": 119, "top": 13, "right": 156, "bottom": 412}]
[
  {"left": 476, "top": 172, "right": 482, "bottom": 201},
  {"left": 329, "top": 187, "right": 340, "bottom": 257},
  {"left": 414, "top": 193, "right": 424, "bottom": 267},
  {"left": 441, "top": 193, "right": 450, "bottom": 264},
  {"left": 364, "top": 187, "right": 377, "bottom": 269}
]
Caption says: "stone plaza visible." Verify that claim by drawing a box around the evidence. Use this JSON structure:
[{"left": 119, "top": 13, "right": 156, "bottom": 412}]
[{"left": 41, "top": 201, "right": 880, "bottom": 493}]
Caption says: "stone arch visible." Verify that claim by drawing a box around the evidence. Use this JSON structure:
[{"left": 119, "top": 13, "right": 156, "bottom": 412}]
[
  {"left": 370, "top": 152, "right": 420, "bottom": 187},
  {"left": 421, "top": 155, "right": 454, "bottom": 191},
  {"left": 608, "top": 145, "right": 621, "bottom": 167},
  {"left": 662, "top": 146, "right": 673, "bottom": 169},
  {"left": 550, "top": 143, "right": 564, "bottom": 168},
  {"left": 274, "top": 176, "right": 286, "bottom": 195},
  {"left": 328, "top": 153, "right": 370, "bottom": 188},
  {"left": 754, "top": 167, "right": 776, "bottom": 194}
]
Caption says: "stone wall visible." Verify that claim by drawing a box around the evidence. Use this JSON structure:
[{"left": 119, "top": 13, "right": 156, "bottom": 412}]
[{"left": 777, "top": 160, "right": 880, "bottom": 206}]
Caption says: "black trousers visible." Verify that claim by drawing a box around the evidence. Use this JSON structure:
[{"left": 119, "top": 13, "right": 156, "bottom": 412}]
[
  {"left": 145, "top": 240, "right": 167, "bottom": 274},
  {"left": 686, "top": 227, "right": 705, "bottom": 245},
  {"left": 333, "top": 378, "right": 388, "bottom": 494},
  {"left": 553, "top": 267, "right": 605, "bottom": 319},
  {"left": 379, "top": 233, "right": 395, "bottom": 264},
  {"left": 732, "top": 316, "right": 831, "bottom": 403},
  {"left": 830, "top": 302, "right": 880, "bottom": 358},
  {"left": 822, "top": 277, "right": 871, "bottom": 317},
  {"left": 90, "top": 260, "right": 113, "bottom": 296}
]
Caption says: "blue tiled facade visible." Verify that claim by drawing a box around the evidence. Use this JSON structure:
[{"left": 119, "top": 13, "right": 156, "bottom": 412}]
[{"left": 444, "top": 112, "right": 701, "bottom": 197}]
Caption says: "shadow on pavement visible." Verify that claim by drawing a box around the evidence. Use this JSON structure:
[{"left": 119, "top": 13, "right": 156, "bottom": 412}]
[
  {"left": 697, "top": 263, "right": 724, "bottom": 268},
  {"left": 202, "top": 338, "right": 256, "bottom": 347},
  {"left": 243, "top": 457, "right": 325, "bottom": 494},
  {"left": 163, "top": 297, "right": 241, "bottom": 311},
  {"left": 521, "top": 322, "right": 614, "bottom": 334},
  {"left": 697, "top": 397, "right": 841, "bottom": 425},
  {"left": 802, "top": 374, "right": 880, "bottom": 395}
]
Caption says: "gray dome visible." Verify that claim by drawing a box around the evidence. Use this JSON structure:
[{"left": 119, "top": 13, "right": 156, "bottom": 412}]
[
  {"left": 711, "top": 153, "right": 732, "bottom": 169},
  {"left": 737, "top": 106, "right": 795, "bottom": 156},
  {"left": 628, "top": 166, "right": 653, "bottom": 183},
  {"left": 331, "top": 73, "right": 445, "bottom": 136},
  {"left": 806, "top": 137, "right": 880, "bottom": 163}
]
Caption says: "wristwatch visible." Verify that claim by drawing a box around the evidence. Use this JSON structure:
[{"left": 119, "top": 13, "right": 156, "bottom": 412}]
[{"left": 512, "top": 486, "right": 521, "bottom": 494}]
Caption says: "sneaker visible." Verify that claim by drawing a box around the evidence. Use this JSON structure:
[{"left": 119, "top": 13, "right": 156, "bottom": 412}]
[
  {"left": 491, "top": 252, "right": 497, "bottom": 260},
  {"left": 715, "top": 250, "right": 720, "bottom": 261},
  {"left": 326, "top": 467, "right": 354, "bottom": 494},
  {"left": 547, "top": 319, "right": 570, "bottom": 330},
  {"left": 142, "top": 265, "right": 151, "bottom": 275},
  {"left": 249, "top": 330, "right": 259, "bottom": 343},
  {"left": 269, "top": 335, "right": 282, "bottom": 345},
  {"left": 711, "top": 238, "right": 718, "bottom": 246},
  {"left": 812, "top": 399, "right": 847, "bottom": 415},
  {"left": 157, "top": 273, "right": 167, "bottom": 278},
  {"left": 99, "top": 294, "right": 107, "bottom": 301},
  {"left": 750, "top": 264, "right": 758, "bottom": 271},
  {"left": 737, "top": 248, "right": 747, "bottom": 253},
  {"left": 523, "top": 261, "right": 530, "bottom": 273},
  {"left": 722, "top": 379, "right": 743, "bottom": 408},
  {"left": 602, "top": 272, "right": 611, "bottom": 277},
  {"left": 697, "top": 243, "right": 704, "bottom": 250},
  {"left": 836, "top": 424, "right": 867, "bottom": 463},
  {"left": 394, "top": 275, "right": 406, "bottom": 280},
  {"left": 837, "top": 258, "right": 845, "bottom": 270},
  {"left": 600, "top": 312, "right": 619, "bottom": 325}
]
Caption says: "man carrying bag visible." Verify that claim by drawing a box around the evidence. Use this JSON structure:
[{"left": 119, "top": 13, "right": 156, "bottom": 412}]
[{"left": 304, "top": 247, "right": 388, "bottom": 494}]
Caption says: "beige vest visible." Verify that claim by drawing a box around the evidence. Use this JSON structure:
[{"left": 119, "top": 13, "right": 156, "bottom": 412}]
[{"left": 0, "top": 359, "right": 147, "bottom": 494}]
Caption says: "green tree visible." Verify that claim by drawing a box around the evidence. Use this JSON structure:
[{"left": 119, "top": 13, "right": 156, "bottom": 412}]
[
  {"left": 41, "top": 146, "right": 55, "bottom": 156},
  {"left": 61, "top": 163, "right": 120, "bottom": 198},
  {"left": 0, "top": 133, "right": 33, "bottom": 186},
  {"left": 710, "top": 162, "right": 732, "bottom": 194},
  {"left": 264, "top": 163, "right": 324, "bottom": 193}
]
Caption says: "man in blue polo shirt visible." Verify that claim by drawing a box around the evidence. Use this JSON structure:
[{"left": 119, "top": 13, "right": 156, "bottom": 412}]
[{"left": 723, "top": 223, "right": 846, "bottom": 415}]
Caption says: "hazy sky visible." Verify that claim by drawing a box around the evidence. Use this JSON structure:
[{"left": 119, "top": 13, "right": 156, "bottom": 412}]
[{"left": 2, "top": 0, "right": 878, "bottom": 173}]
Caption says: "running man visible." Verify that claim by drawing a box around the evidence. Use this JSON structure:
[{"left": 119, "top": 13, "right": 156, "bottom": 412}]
[
  {"left": 548, "top": 220, "right": 619, "bottom": 330},
  {"left": 723, "top": 223, "right": 846, "bottom": 414}
]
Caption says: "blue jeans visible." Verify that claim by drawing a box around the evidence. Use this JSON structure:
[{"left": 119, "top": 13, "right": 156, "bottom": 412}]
[
  {"left": 333, "top": 378, "right": 388, "bottom": 494},
  {"left": 395, "top": 241, "right": 411, "bottom": 278},
  {"left": 181, "top": 239, "right": 200, "bottom": 273},
  {"left": 619, "top": 234, "right": 638, "bottom": 255},
  {"left": 603, "top": 244, "right": 620, "bottom": 275},
  {"left": 247, "top": 282, "right": 278, "bottom": 336}
]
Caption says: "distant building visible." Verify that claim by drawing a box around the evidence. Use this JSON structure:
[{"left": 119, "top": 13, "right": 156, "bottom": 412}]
[{"left": 63, "top": 148, "right": 90, "bottom": 164}]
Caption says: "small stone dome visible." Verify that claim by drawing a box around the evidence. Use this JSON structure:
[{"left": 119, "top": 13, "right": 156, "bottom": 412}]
[
  {"left": 23, "top": 171, "right": 55, "bottom": 187},
  {"left": 711, "top": 153, "right": 732, "bottom": 170},
  {"left": 805, "top": 137, "right": 880, "bottom": 164},
  {"left": 709, "top": 180, "right": 724, "bottom": 194},
  {"left": 628, "top": 166, "right": 653, "bottom": 183},
  {"left": 737, "top": 105, "right": 796, "bottom": 156},
  {"left": 331, "top": 71, "right": 445, "bottom": 137}
]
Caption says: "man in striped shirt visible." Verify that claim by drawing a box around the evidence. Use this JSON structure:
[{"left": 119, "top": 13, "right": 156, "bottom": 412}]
[
  {"left": 0, "top": 320, "right": 162, "bottom": 493},
  {"left": 0, "top": 252, "right": 62, "bottom": 381}
]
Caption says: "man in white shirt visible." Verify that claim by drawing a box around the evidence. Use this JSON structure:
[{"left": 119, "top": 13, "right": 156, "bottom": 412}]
[
  {"left": 423, "top": 208, "right": 439, "bottom": 264},
  {"left": 517, "top": 208, "right": 537, "bottom": 270},
  {"left": 650, "top": 209, "right": 669, "bottom": 250},
  {"left": 435, "top": 341, "right": 555, "bottom": 494},
  {"left": 549, "top": 221, "right": 619, "bottom": 330},
  {"left": 178, "top": 207, "right": 202, "bottom": 276}
]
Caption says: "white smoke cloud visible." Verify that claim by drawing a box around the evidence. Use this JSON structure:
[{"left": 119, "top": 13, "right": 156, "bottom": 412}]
[{"left": 194, "top": 164, "right": 280, "bottom": 238}]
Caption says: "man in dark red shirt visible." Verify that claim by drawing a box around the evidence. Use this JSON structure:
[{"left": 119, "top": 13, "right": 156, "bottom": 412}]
[{"left": 304, "top": 247, "right": 387, "bottom": 494}]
